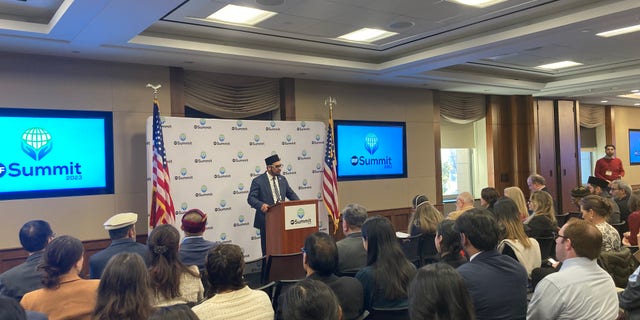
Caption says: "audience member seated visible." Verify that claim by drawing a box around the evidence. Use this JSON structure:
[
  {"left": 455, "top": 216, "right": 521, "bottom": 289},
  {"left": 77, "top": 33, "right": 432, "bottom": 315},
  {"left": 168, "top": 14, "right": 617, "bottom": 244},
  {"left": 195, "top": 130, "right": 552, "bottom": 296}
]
[
  {"left": 527, "top": 174, "right": 551, "bottom": 195},
  {"left": 89, "top": 212, "right": 150, "bottom": 279},
  {"left": 528, "top": 219, "right": 618, "bottom": 319},
  {"left": 407, "top": 194, "right": 443, "bottom": 236},
  {"left": 408, "top": 263, "right": 475, "bottom": 320},
  {"left": 148, "top": 224, "right": 203, "bottom": 307},
  {"left": 569, "top": 185, "right": 590, "bottom": 210},
  {"left": 0, "top": 220, "right": 53, "bottom": 301},
  {"left": 587, "top": 176, "right": 621, "bottom": 224},
  {"left": 580, "top": 195, "right": 621, "bottom": 252},
  {"left": 336, "top": 204, "right": 368, "bottom": 273},
  {"left": 504, "top": 186, "right": 529, "bottom": 221},
  {"left": 447, "top": 192, "right": 475, "bottom": 220},
  {"left": 623, "top": 190, "right": 640, "bottom": 246},
  {"left": 619, "top": 263, "right": 640, "bottom": 319},
  {"left": 281, "top": 279, "right": 342, "bottom": 320},
  {"left": 455, "top": 209, "right": 528, "bottom": 320},
  {"left": 356, "top": 216, "right": 416, "bottom": 311},
  {"left": 21, "top": 235, "right": 100, "bottom": 320},
  {"left": 434, "top": 220, "right": 467, "bottom": 268},
  {"left": 611, "top": 180, "right": 632, "bottom": 228},
  {"left": 277, "top": 232, "right": 363, "bottom": 320},
  {"left": 151, "top": 304, "right": 199, "bottom": 320},
  {"left": 480, "top": 187, "right": 499, "bottom": 212},
  {"left": 192, "top": 244, "right": 273, "bottom": 320},
  {"left": 494, "top": 197, "right": 541, "bottom": 276},
  {"left": 525, "top": 191, "right": 558, "bottom": 238},
  {"left": 93, "top": 253, "right": 153, "bottom": 320},
  {"left": 179, "top": 209, "right": 219, "bottom": 271},
  {"left": 0, "top": 295, "right": 47, "bottom": 320}
]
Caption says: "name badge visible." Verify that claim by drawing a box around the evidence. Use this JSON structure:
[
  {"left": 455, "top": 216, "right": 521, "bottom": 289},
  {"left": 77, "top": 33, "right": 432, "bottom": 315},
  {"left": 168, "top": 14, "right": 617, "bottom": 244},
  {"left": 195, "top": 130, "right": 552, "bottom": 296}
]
[{"left": 605, "top": 170, "right": 612, "bottom": 176}]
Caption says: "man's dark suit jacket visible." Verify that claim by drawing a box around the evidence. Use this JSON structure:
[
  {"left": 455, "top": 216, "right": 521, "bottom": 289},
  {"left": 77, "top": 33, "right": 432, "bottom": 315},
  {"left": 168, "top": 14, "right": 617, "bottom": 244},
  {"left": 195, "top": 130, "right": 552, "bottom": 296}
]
[
  {"left": 89, "top": 238, "right": 150, "bottom": 279},
  {"left": 179, "top": 237, "right": 219, "bottom": 271},
  {"left": 247, "top": 172, "right": 299, "bottom": 230},
  {"left": 456, "top": 250, "right": 528, "bottom": 320},
  {"left": 0, "top": 251, "right": 44, "bottom": 301}
]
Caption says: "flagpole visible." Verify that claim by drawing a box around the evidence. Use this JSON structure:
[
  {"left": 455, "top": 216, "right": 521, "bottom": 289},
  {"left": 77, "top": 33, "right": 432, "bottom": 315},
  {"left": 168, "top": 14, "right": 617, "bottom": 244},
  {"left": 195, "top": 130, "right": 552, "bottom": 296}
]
[{"left": 323, "top": 96, "right": 340, "bottom": 234}]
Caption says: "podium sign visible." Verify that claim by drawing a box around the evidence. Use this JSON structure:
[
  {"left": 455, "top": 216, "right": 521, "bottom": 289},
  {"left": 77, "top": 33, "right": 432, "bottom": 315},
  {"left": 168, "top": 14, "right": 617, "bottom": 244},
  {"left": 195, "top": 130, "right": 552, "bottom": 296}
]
[{"left": 284, "top": 203, "right": 317, "bottom": 230}]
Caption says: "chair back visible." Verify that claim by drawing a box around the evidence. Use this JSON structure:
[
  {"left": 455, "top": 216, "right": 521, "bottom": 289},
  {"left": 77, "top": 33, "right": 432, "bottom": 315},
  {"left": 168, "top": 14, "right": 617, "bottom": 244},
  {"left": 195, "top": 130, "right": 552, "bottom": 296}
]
[
  {"left": 534, "top": 236, "right": 555, "bottom": 261},
  {"left": 397, "top": 234, "right": 422, "bottom": 267},
  {"left": 272, "top": 279, "right": 303, "bottom": 310},
  {"left": 368, "top": 307, "right": 409, "bottom": 320},
  {"left": 420, "top": 233, "right": 438, "bottom": 265},
  {"left": 243, "top": 255, "right": 267, "bottom": 288},
  {"left": 256, "top": 281, "right": 277, "bottom": 302},
  {"left": 265, "top": 252, "right": 305, "bottom": 283},
  {"left": 611, "top": 221, "right": 626, "bottom": 239}
]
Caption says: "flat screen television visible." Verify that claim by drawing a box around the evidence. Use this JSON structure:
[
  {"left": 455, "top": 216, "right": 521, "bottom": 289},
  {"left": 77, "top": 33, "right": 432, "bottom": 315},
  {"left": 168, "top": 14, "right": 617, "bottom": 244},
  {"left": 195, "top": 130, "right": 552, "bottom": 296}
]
[
  {"left": 334, "top": 120, "right": 407, "bottom": 181},
  {"left": 0, "top": 108, "right": 114, "bottom": 200},
  {"left": 631, "top": 129, "right": 640, "bottom": 165}
]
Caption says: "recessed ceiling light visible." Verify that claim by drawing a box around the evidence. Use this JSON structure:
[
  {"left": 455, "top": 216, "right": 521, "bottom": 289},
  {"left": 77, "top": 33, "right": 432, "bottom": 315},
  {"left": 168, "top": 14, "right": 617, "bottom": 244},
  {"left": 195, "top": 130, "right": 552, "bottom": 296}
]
[
  {"left": 634, "top": 103, "right": 640, "bottom": 106},
  {"left": 536, "top": 61, "right": 583, "bottom": 70},
  {"left": 446, "top": 0, "right": 508, "bottom": 8},
  {"left": 601, "top": 100, "right": 609, "bottom": 103},
  {"left": 388, "top": 21, "right": 415, "bottom": 30},
  {"left": 596, "top": 24, "right": 640, "bottom": 37},
  {"left": 617, "top": 93, "right": 640, "bottom": 100},
  {"left": 631, "top": 89, "right": 639, "bottom": 93},
  {"left": 338, "top": 28, "right": 397, "bottom": 43},
  {"left": 206, "top": 4, "right": 276, "bottom": 25}
]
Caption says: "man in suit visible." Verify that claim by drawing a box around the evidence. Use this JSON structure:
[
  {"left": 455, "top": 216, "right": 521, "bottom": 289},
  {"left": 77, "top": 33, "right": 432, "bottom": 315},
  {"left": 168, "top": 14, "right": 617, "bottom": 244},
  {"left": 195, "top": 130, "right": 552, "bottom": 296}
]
[
  {"left": 89, "top": 212, "right": 150, "bottom": 278},
  {"left": 248, "top": 154, "right": 299, "bottom": 256},
  {"left": 0, "top": 220, "right": 54, "bottom": 301},
  {"left": 179, "top": 208, "right": 219, "bottom": 271},
  {"left": 528, "top": 219, "right": 618, "bottom": 319},
  {"left": 455, "top": 209, "right": 528, "bottom": 320},
  {"left": 277, "top": 232, "right": 364, "bottom": 320},
  {"left": 336, "top": 203, "right": 368, "bottom": 273}
]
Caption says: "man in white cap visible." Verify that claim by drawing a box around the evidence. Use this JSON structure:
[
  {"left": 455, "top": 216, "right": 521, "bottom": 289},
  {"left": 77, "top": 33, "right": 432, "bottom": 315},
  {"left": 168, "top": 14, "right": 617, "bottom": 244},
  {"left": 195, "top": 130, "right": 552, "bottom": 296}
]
[
  {"left": 88, "top": 212, "right": 150, "bottom": 279},
  {"left": 248, "top": 154, "right": 299, "bottom": 256}
]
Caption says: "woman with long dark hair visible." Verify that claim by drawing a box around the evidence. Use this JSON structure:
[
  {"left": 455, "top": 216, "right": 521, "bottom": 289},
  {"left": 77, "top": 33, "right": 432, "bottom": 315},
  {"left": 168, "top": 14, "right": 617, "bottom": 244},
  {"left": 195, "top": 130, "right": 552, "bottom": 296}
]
[
  {"left": 434, "top": 220, "right": 467, "bottom": 268},
  {"left": 407, "top": 194, "right": 443, "bottom": 236},
  {"left": 356, "top": 216, "right": 416, "bottom": 310},
  {"left": 148, "top": 224, "right": 203, "bottom": 306},
  {"left": 408, "top": 263, "right": 475, "bottom": 320},
  {"left": 21, "top": 235, "right": 99, "bottom": 320},
  {"left": 93, "top": 253, "right": 153, "bottom": 320}
]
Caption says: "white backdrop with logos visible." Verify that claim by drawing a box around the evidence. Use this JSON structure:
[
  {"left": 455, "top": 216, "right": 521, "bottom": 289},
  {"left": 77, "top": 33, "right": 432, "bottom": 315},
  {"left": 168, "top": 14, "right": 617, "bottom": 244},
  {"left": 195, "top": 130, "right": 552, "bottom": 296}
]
[{"left": 146, "top": 117, "right": 329, "bottom": 260}]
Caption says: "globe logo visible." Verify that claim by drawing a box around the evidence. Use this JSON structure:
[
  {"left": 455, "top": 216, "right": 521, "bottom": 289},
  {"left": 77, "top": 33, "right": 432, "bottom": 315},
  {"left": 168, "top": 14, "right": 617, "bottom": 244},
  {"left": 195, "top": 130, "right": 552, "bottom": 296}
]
[
  {"left": 303, "top": 179, "right": 308, "bottom": 186},
  {"left": 220, "top": 233, "right": 227, "bottom": 241},
  {"left": 254, "top": 134, "right": 260, "bottom": 142},
  {"left": 287, "top": 164, "right": 293, "bottom": 172},
  {"left": 200, "top": 119, "right": 206, "bottom": 125},
  {"left": 315, "top": 134, "right": 321, "bottom": 141},
  {"left": 286, "top": 135, "right": 292, "bottom": 142},
  {"left": 236, "top": 120, "right": 243, "bottom": 127},
  {"left": 219, "top": 134, "right": 225, "bottom": 142},
  {"left": 316, "top": 163, "right": 322, "bottom": 170},
  {"left": 220, "top": 200, "right": 227, "bottom": 208},
  {"left": 270, "top": 121, "right": 276, "bottom": 128},
  {"left": 364, "top": 133, "right": 379, "bottom": 155},
  {"left": 316, "top": 192, "right": 322, "bottom": 199},
  {"left": 256, "top": 229, "right": 261, "bottom": 237},
  {"left": 179, "top": 133, "right": 186, "bottom": 141},
  {"left": 302, "top": 150, "right": 307, "bottom": 157},
  {"left": 297, "top": 208, "right": 305, "bottom": 219},
  {"left": 239, "top": 215, "right": 245, "bottom": 223},
  {"left": 201, "top": 185, "right": 208, "bottom": 193},
  {"left": 180, "top": 168, "right": 187, "bottom": 176},
  {"left": 181, "top": 202, "right": 188, "bottom": 210},
  {"left": 21, "top": 128, "right": 52, "bottom": 161},
  {"left": 200, "top": 151, "right": 207, "bottom": 159},
  {"left": 300, "top": 121, "right": 306, "bottom": 128},
  {"left": 255, "top": 166, "right": 261, "bottom": 173},
  {"left": 238, "top": 183, "right": 245, "bottom": 191},
  {"left": 271, "top": 151, "right": 277, "bottom": 156},
  {"left": 219, "top": 167, "right": 226, "bottom": 174},
  {"left": 237, "top": 151, "right": 244, "bottom": 159}
]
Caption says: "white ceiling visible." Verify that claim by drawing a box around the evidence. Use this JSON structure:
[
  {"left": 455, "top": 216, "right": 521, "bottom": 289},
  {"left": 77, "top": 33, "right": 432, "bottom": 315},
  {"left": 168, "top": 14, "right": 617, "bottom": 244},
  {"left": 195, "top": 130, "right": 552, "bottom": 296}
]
[{"left": 1, "top": 0, "right": 640, "bottom": 106}]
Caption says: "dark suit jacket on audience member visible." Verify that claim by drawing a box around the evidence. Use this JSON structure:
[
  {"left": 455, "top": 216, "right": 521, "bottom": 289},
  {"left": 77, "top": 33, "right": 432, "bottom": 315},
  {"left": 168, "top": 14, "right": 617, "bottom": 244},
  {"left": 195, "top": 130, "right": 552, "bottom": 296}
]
[
  {"left": 179, "top": 237, "right": 219, "bottom": 271},
  {"left": 89, "top": 238, "right": 150, "bottom": 279},
  {"left": 525, "top": 215, "right": 557, "bottom": 239},
  {"left": 0, "top": 251, "right": 44, "bottom": 301},
  {"left": 336, "top": 232, "right": 367, "bottom": 273},
  {"left": 457, "top": 250, "right": 528, "bottom": 320}
]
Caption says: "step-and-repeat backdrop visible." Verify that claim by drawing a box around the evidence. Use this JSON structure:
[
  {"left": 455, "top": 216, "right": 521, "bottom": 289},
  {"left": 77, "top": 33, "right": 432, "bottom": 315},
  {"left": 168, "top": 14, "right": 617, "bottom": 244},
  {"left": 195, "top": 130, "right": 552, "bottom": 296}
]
[{"left": 146, "top": 117, "right": 329, "bottom": 260}]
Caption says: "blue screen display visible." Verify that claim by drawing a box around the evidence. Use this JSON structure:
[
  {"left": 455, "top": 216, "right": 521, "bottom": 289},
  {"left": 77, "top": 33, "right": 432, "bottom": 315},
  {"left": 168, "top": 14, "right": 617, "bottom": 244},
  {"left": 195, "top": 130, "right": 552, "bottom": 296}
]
[
  {"left": 0, "top": 108, "right": 114, "bottom": 200},
  {"left": 334, "top": 120, "right": 407, "bottom": 180},
  {"left": 631, "top": 130, "right": 640, "bottom": 165}
]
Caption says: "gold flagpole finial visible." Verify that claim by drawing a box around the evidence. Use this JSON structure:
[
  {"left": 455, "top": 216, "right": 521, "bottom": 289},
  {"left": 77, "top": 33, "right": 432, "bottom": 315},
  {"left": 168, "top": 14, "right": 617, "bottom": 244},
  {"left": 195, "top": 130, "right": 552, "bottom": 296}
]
[
  {"left": 146, "top": 83, "right": 162, "bottom": 99},
  {"left": 324, "top": 96, "right": 337, "bottom": 110}
]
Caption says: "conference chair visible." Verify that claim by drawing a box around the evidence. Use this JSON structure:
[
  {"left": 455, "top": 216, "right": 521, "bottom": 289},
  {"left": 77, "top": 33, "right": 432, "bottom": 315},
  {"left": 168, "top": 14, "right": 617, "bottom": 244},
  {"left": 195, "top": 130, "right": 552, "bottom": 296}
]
[
  {"left": 534, "top": 235, "right": 556, "bottom": 261},
  {"left": 611, "top": 221, "right": 626, "bottom": 239},
  {"left": 367, "top": 307, "right": 409, "bottom": 320},
  {"left": 244, "top": 256, "right": 267, "bottom": 288},
  {"left": 264, "top": 252, "right": 305, "bottom": 283},
  {"left": 272, "top": 279, "right": 302, "bottom": 310},
  {"left": 420, "top": 233, "right": 439, "bottom": 266},
  {"left": 397, "top": 234, "right": 422, "bottom": 268},
  {"left": 257, "top": 281, "right": 277, "bottom": 302}
]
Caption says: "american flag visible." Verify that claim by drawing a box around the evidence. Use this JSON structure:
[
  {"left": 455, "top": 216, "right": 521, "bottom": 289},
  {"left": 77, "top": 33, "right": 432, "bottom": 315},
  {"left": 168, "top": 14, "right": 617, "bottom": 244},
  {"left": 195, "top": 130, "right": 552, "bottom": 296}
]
[
  {"left": 323, "top": 114, "right": 340, "bottom": 230},
  {"left": 150, "top": 100, "right": 175, "bottom": 228}
]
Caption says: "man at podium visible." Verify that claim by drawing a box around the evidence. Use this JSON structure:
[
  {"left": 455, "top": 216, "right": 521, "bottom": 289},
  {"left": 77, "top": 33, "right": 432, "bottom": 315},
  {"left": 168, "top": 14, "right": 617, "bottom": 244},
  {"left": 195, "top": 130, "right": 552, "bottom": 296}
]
[{"left": 248, "top": 154, "right": 300, "bottom": 256}]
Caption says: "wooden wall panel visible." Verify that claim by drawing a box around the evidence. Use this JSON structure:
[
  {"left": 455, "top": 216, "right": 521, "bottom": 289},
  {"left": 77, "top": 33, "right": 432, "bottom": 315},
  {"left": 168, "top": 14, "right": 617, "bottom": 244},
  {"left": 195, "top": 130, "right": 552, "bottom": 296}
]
[
  {"left": 535, "top": 100, "right": 558, "bottom": 200},
  {"left": 557, "top": 100, "right": 579, "bottom": 213}
]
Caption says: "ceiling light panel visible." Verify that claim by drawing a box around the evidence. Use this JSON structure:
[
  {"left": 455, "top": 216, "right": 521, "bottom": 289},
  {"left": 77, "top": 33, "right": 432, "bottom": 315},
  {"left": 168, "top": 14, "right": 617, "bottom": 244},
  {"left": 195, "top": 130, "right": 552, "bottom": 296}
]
[
  {"left": 338, "top": 28, "right": 397, "bottom": 43},
  {"left": 596, "top": 24, "right": 640, "bottom": 38},
  {"left": 536, "top": 61, "right": 583, "bottom": 70},
  {"left": 446, "top": 0, "right": 509, "bottom": 8},
  {"left": 206, "top": 5, "right": 276, "bottom": 25}
]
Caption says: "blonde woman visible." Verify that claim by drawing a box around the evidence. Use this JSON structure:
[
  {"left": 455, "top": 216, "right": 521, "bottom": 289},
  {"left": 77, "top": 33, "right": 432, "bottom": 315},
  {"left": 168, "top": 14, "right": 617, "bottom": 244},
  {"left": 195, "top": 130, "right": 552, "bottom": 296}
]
[
  {"left": 525, "top": 191, "right": 558, "bottom": 238},
  {"left": 494, "top": 198, "right": 541, "bottom": 276},
  {"left": 504, "top": 187, "right": 529, "bottom": 221},
  {"left": 408, "top": 195, "right": 444, "bottom": 236}
]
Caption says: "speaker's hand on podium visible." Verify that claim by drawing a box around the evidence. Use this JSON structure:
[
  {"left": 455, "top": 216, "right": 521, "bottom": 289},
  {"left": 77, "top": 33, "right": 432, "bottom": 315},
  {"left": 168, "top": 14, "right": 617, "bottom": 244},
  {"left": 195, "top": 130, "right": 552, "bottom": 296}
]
[{"left": 261, "top": 203, "right": 270, "bottom": 212}]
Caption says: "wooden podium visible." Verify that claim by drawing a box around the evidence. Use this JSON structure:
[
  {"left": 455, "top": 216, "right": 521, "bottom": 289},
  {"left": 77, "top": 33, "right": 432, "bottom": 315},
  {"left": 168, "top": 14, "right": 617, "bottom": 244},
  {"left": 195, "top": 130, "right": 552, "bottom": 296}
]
[{"left": 265, "top": 199, "right": 319, "bottom": 255}]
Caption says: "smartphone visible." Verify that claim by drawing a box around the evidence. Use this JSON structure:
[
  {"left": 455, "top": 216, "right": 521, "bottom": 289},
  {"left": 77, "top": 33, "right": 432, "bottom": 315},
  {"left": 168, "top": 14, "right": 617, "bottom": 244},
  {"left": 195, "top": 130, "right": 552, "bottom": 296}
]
[{"left": 547, "top": 258, "right": 558, "bottom": 265}]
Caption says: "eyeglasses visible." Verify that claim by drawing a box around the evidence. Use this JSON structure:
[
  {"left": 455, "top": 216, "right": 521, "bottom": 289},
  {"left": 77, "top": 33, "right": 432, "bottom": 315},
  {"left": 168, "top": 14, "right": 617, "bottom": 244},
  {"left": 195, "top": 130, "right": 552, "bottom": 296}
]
[
  {"left": 301, "top": 247, "right": 307, "bottom": 254},
  {"left": 270, "top": 164, "right": 283, "bottom": 169},
  {"left": 553, "top": 232, "right": 568, "bottom": 241}
]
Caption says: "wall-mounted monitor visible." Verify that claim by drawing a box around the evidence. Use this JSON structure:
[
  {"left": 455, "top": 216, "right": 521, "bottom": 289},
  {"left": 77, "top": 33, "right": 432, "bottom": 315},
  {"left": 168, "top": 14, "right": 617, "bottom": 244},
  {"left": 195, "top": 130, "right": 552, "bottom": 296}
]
[
  {"left": 631, "top": 129, "right": 640, "bottom": 165},
  {"left": 0, "top": 108, "right": 114, "bottom": 200},
  {"left": 334, "top": 120, "right": 407, "bottom": 181}
]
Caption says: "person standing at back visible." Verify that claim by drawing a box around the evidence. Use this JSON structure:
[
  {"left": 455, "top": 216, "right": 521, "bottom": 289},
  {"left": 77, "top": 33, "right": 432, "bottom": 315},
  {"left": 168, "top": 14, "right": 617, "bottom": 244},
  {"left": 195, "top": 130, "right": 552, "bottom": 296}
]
[{"left": 595, "top": 144, "right": 625, "bottom": 184}]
